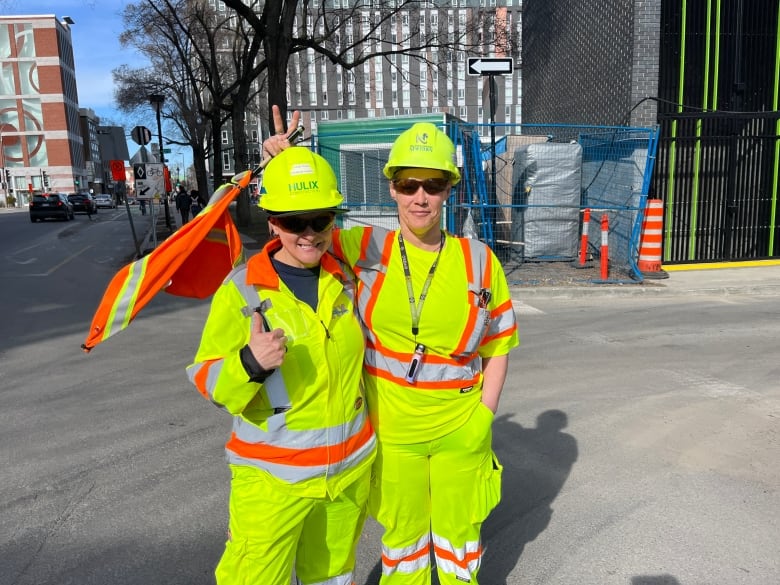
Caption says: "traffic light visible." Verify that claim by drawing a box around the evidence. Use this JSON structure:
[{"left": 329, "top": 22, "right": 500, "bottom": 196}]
[
  {"left": 42, "top": 171, "right": 49, "bottom": 188},
  {"left": 4, "top": 168, "right": 9, "bottom": 183},
  {"left": 74, "top": 178, "right": 80, "bottom": 187}
]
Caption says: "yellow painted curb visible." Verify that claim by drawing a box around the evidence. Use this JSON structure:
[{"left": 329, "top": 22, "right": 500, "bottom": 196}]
[{"left": 664, "top": 260, "right": 780, "bottom": 272}]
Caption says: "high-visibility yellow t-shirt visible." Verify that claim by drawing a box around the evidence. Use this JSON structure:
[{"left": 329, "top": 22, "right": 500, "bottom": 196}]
[{"left": 333, "top": 226, "right": 519, "bottom": 444}]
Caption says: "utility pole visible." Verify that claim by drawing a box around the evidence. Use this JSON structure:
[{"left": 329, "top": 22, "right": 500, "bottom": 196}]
[{"left": 148, "top": 94, "right": 172, "bottom": 230}]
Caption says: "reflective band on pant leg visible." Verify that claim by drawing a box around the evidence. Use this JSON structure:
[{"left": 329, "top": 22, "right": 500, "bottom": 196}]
[
  {"left": 371, "top": 440, "right": 432, "bottom": 584},
  {"left": 429, "top": 402, "right": 499, "bottom": 585}
]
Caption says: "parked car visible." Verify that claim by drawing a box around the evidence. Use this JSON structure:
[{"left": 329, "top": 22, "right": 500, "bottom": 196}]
[
  {"left": 67, "top": 192, "right": 97, "bottom": 214},
  {"left": 94, "top": 194, "right": 116, "bottom": 209},
  {"left": 29, "top": 193, "right": 74, "bottom": 222}
]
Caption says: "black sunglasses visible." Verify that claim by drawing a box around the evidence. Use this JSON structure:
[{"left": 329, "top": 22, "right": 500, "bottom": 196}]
[
  {"left": 392, "top": 177, "right": 451, "bottom": 195},
  {"left": 274, "top": 213, "right": 335, "bottom": 234}
]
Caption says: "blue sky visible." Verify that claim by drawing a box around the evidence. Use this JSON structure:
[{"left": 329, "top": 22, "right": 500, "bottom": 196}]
[{"left": 5, "top": 0, "right": 147, "bottom": 125}]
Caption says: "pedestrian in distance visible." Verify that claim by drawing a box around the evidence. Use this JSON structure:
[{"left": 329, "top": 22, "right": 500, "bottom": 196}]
[
  {"left": 186, "top": 145, "right": 376, "bottom": 585},
  {"left": 175, "top": 185, "right": 191, "bottom": 225},
  {"left": 264, "top": 106, "right": 518, "bottom": 585},
  {"left": 190, "top": 188, "right": 206, "bottom": 217}
]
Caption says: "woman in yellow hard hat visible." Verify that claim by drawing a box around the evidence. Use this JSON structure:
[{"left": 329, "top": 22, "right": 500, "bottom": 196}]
[
  {"left": 187, "top": 146, "right": 375, "bottom": 585},
  {"left": 265, "top": 107, "right": 518, "bottom": 585}
]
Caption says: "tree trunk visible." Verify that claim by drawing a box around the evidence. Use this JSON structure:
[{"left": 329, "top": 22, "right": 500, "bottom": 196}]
[{"left": 231, "top": 93, "right": 251, "bottom": 227}]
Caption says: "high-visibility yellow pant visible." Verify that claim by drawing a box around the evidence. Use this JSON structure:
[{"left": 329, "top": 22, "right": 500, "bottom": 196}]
[
  {"left": 369, "top": 402, "right": 502, "bottom": 585},
  {"left": 215, "top": 465, "right": 370, "bottom": 585}
]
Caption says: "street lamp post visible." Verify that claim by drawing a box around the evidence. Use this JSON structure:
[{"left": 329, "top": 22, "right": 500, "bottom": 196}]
[{"left": 148, "top": 94, "right": 172, "bottom": 230}]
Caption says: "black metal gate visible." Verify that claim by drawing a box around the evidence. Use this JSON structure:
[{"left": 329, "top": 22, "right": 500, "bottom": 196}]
[{"left": 652, "top": 111, "right": 780, "bottom": 263}]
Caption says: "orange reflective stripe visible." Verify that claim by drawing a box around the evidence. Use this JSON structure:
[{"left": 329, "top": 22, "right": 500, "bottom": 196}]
[
  {"left": 365, "top": 363, "right": 480, "bottom": 390},
  {"left": 193, "top": 359, "right": 218, "bottom": 399},
  {"left": 382, "top": 543, "right": 429, "bottom": 569},
  {"left": 459, "top": 238, "right": 475, "bottom": 287},
  {"left": 362, "top": 231, "right": 394, "bottom": 333},
  {"left": 226, "top": 415, "right": 374, "bottom": 466},
  {"left": 433, "top": 542, "right": 482, "bottom": 569}
]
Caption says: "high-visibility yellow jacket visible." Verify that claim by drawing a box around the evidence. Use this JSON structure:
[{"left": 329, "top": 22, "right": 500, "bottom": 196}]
[
  {"left": 332, "top": 227, "right": 519, "bottom": 444},
  {"left": 187, "top": 239, "right": 375, "bottom": 498}
]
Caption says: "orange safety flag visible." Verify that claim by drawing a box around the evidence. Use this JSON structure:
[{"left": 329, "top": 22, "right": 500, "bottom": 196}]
[{"left": 82, "top": 170, "right": 255, "bottom": 353}]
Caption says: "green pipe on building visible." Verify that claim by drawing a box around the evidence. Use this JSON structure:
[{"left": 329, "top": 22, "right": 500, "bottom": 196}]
[
  {"left": 687, "top": 0, "right": 715, "bottom": 259},
  {"left": 665, "top": 0, "right": 688, "bottom": 262},
  {"left": 770, "top": 5, "right": 780, "bottom": 256}
]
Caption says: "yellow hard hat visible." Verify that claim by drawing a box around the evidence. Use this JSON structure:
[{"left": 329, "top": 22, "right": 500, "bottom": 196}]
[
  {"left": 259, "top": 147, "right": 346, "bottom": 216},
  {"left": 383, "top": 122, "right": 461, "bottom": 185}
]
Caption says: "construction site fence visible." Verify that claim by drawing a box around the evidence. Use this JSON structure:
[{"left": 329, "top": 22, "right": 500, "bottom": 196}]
[{"left": 311, "top": 120, "right": 660, "bottom": 283}]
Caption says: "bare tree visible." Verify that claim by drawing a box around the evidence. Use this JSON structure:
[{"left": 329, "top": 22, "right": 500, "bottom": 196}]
[
  {"left": 219, "top": 0, "right": 495, "bottom": 130},
  {"left": 115, "top": 0, "right": 269, "bottom": 225}
]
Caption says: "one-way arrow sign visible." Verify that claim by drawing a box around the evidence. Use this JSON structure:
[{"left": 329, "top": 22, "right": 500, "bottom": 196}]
[{"left": 467, "top": 57, "right": 513, "bottom": 76}]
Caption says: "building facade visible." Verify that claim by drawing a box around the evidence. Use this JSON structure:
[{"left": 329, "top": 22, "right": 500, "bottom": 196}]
[
  {"left": 0, "top": 14, "right": 87, "bottom": 206},
  {"left": 208, "top": 0, "right": 523, "bottom": 179},
  {"left": 291, "top": 0, "right": 524, "bottom": 137}
]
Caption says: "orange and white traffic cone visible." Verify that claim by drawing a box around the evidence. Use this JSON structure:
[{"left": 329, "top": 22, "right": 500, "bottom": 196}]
[{"left": 637, "top": 199, "right": 668, "bottom": 279}]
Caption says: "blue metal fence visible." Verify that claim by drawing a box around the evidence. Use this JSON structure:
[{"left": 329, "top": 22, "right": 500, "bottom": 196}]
[{"left": 314, "top": 119, "right": 659, "bottom": 283}]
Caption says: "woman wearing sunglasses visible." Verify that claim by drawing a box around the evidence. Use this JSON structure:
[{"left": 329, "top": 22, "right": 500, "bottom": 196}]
[
  {"left": 265, "top": 111, "right": 518, "bottom": 585},
  {"left": 187, "top": 146, "right": 375, "bottom": 585}
]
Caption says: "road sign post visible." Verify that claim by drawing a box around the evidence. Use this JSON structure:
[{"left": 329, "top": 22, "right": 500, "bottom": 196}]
[{"left": 467, "top": 57, "right": 514, "bottom": 231}]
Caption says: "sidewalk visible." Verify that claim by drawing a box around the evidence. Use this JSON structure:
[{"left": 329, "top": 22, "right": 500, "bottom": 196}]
[
  {"left": 514, "top": 261, "right": 780, "bottom": 299},
  {"left": 134, "top": 201, "right": 780, "bottom": 299}
]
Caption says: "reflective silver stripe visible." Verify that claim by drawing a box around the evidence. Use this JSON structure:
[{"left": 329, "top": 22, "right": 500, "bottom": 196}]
[
  {"left": 205, "top": 226, "right": 232, "bottom": 246},
  {"left": 299, "top": 572, "right": 354, "bottom": 585},
  {"left": 185, "top": 359, "right": 225, "bottom": 403},
  {"left": 227, "top": 420, "right": 376, "bottom": 483},
  {"left": 488, "top": 306, "right": 517, "bottom": 339},
  {"left": 432, "top": 532, "right": 482, "bottom": 580},
  {"left": 382, "top": 533, "right": 430, "bottom": 576},
  {"left": 106, "top": 255, "right": 149, "bottom": 337},
  {"left": 352, "top": 229, "right": 392, "bottom": 347},
  {"left": 229, "top": 268, "right": 292, "bottom": 411},
  {"left": 365, "top": 347, "right": 480, "bottom": 383},
  {"left": 233, "top": 405, "right": 370, "bottom": 450}
]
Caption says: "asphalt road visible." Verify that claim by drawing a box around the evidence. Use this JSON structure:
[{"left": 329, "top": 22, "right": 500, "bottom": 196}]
[{"left": 1, "top": 209, "right": 778, "bottom": 585}]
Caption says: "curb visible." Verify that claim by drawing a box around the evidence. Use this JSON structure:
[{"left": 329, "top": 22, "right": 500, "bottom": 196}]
[{"left": 511, "top": 282, "right": 780, "bottom": 300}]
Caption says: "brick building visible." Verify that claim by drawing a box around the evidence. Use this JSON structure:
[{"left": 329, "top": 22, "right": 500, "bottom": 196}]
[{"left": 0, "top": 14, "right": 86, "bottom": 205}]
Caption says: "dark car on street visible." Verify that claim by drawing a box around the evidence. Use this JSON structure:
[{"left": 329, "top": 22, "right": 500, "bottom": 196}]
[
  {"left": 67, "top": 192, "right": 97, "bottom": 214},
  {"left": 29, "top": 193, "right": 75, "bottom": 222}
]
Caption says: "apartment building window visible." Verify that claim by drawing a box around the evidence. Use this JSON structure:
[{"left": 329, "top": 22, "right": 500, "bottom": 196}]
[
  {"left": 393, "top": 108, "right": 400, "bottom": 116},
  {"left": 337, "top": 110, "right": 343, "bottom": 119},
  {"left": 458, "top": 88, "right": 465, "bottom": 101},
  {"left": 321, "top": 110, "right": 329, "bottom": 120},
  {"left": 221, "top": 130, "right": 229, "bottom": 144},
  {"left": 420, "top": 88, "right": 427, "bottom": 101},
  {"left": 505, "top": 105, "right": 511, "bottom": 119},
  {"left": 402, "top": 89, "right": 410, "bottom": 104},
  {"left": 251, "top": 130, "right": 259, "bottom": 141},
  {"left": 323, "top": 92, "right": 329, "bottom": 105},
  {"left": 460, "top": 106, "right": 467, "bottom": 118},
  {"left": 368, "top": 109, "right": 376, "bottom": 118},
  {"left": 222, "top": 152, "right": 230, "bottom": 171}
]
